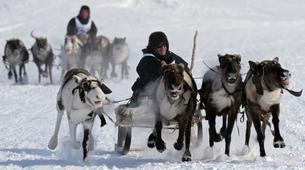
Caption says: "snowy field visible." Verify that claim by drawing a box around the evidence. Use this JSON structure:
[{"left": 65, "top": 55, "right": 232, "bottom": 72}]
[{"left": 1, "top": 0, "right": 305, "bottom": 169}]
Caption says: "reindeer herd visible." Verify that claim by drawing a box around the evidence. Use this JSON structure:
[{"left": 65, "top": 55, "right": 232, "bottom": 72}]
[
  {"left": 2, "top": 31, "right": 129, "bottom": 84},
  {"left": 1, "top": 33, "right": 303, "bottom": 162}
]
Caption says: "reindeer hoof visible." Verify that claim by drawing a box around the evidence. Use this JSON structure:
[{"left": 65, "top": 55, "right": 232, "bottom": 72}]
[
  {"left": 260, "top": 152, "right": 266, "bottom": 157},
  {"left": 182, "top": 154, "right": 192, "bottom": 162},
  {"left": 8, "top": 72, "right": 12, "bottom": 80},
  {"left": 73, "top": 141, "right": 81, "bottom": 149},
  {"left": 274, "top": 140, "right": 285, "bottom": 148},
  {"left": 42, "top": 72, "right": 48, "bottom": 77},
  {"left": 48, "top": 136, "right": 58, "bottom": 150},
  {"left": 220, "top": 127, "right": 227, "bottom": 138},
  {"left": 156, "top": 140, "right": 166, "bottom": 153},
  {"left": 212, "top": 133, "right": 223, "bottom": 142},
  {"left": 174, "top": 142, "right": 184, "bottom": 151},
  {"left": 147, "top": 134, "right": 156, "bottom": 148}
]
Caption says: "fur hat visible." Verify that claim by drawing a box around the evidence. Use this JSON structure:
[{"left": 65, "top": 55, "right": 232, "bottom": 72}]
[
  {"left": 79, "top": 5, "right": 90, "bottom": 15},
  {"left": 147, "top": 31, "right": 169, "bottom": 51}
]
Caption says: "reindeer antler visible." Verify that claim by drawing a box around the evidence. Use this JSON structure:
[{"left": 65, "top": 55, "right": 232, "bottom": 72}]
[{"left": 30, "top": 30, "right": 39, "bottom": 39}]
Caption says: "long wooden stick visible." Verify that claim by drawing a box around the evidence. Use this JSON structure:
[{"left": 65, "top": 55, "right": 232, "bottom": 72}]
[{"left": 189, "top": 30, "right": 198, "bottom": 73}]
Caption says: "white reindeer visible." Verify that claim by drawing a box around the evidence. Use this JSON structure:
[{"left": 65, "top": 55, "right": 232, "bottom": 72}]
[{"left": 48, "top": 68, "right": 111, "bottom": 160}]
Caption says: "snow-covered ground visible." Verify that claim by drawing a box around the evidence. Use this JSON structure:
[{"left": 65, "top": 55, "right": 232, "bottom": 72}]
[{"left": 1, "top": 0, "right": 305, "bottom": 169}]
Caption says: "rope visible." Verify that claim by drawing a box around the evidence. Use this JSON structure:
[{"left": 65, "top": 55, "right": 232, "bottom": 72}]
[
  {"left": 100, "top": 109, "right": 116, "bottom": 124},
  {"left": 104, "top": 97, "right": 130, "bottom": 105},
  {"left": 202, "top": 60, "right": 220, "bottom": 74},
  {"left": 202, "top": 59, "right": 248, "bottom": 76}
]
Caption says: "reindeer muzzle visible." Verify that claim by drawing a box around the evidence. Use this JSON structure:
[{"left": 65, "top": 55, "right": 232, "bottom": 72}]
[
  {"left": 280, "top": 70, "right": 290, "bottom": 87},
  {"left": 226, "top": 73, "right": 237, "bottom": 84}
]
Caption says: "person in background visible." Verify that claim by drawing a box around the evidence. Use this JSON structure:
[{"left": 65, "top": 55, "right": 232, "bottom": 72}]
[{"left": 66, "top": 5, "right": 97, "bottom": 67}]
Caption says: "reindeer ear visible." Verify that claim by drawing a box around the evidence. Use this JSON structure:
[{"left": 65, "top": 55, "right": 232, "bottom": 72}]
[
  {"left": 178, "top": 63, "right": 185, "bottom": 69},
  {"left": 249, "top": 61, "right": 257, "bottom": 72},
  {"left": 235, "top": 54, "right": 241, "bottom": 63},
  {"left": 94, "top": 71, "right": 100, "bottom": 80},
  {"left": 218, "top": 54, "right": 224, "bottom": 64},
  {"left": 72, "top": 75, "right": 82, "bottom": 83},
  {"left": 273, "top": 57, "right": 279, "bottom": 63},
  {"left": 100, "top": 83, "right": 112, "bottom": 94},
  {"left": 161, "top": 61, "right": 169, "bottom": 73},
  {"left": 123, "top": 37, "right": 126, "bottom": 41}
]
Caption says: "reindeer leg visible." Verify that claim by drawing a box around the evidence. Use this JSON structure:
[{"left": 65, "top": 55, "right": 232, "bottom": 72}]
[
  {"left": 147, "top": 129, "right": 156, "bottom": 148},
  {"left": 48, "top": 107, "right": 64, "bottom": 150},
  {"left": 19, "top": 65, "right": 23, "bottom": 82},
  {"left": 208, "top": 113, "right": 222, "bottom": 147},
  {"left": 8, "top": 66, "right": 13, "bottom": 80},
  {"left": 155, "top": 120, "right": 166, "bottom": 152},
  {"left": 13, "top": 66, "right": 18, "bottom": 83},
  {"left": 36, "top": 63, "right": 42, "bottom": 84},
  {"left": 111, "top": 63, "right": 117, "bottom": 78},
  {"left": 225, "top": 111, "right": 237, "bottom": 156},
  {"left": 23, "top": 63, "right": 27, "bottom": 75},
  {"left": 245, "top": 119, "right": 252, "bottom": 146},
  {"left": 121, "top": 63, "right": 124, "bottom": 80},
  {"left": 251, "top": 112, "right": 266, "bottom": 157},
  {"left": 174, "top": 115, "right": 187, "bottom": 151},
  {"left": 220, "top": 114, "right": 227, "bottom": 138},
  {"left": 122, "top": 61, "right": 129, "bottom": 79},
  {"left": 182, "top": 118, "right": 192, "bottom": 161},
  {"left": 48, "top": 62, "right": 53, "bottom": 84},
  {"left": 43, "top": 63, "right": 48, "bottom": 77},
  {"left": 271, "top": 105, "right": 285, "bottom": 148},
  {"left": 82, "top": 119, "right": 94, "bottom": 160},
  {"left": 68, "top": 119, "right": 81, "bottom": 149}
]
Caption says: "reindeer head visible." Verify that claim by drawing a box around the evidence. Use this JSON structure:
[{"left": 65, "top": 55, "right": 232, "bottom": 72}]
[
  {"left": 218, "top": 54, "right": 241, "bottom": 85},
  {"left": 72, "top": 75, "right": 112, "bottom": 110},
  {"left": 64, "top": 35, "right": 83, "bottom": 55},
  {"left": 6, "top": 39, "right": 24, "bottom": 57},
  {"left": 111, "top": 37, "right": 126, "bottom": 50},
  {"left": 161, "top": 62, "right": 185, "bottom": 101},
  {"left": 249, "top": 57, "right": 290, "bottom": 89},
  {"left": 31, "top": 31, "right": 48, "bottom": 49}
]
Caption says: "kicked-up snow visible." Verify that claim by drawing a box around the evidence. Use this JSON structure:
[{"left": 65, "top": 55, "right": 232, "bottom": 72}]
[{"left": 0, "top": 0, "right": 305, "bottom": 169}]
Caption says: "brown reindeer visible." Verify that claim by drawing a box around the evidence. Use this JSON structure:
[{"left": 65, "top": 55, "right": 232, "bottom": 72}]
[
  {"left": 30, "top": 31, "right": 54, "bottom": 83},
  {"left": 116, "top": 63, "right": 197, "bottom": 161},
  {"left": 243, "top": 57, "right": 302, "bottom": 157},
  {"left": 3, "top": 39, "right": 29, "bottom": 83},
  {"left": 199, "top": 54, "right": 242, "bottom": 156}
]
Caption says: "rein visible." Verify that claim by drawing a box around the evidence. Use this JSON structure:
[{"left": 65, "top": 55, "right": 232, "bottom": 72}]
[
  {"left": 221, "top": 81, "right": 242, "bottom": 96},
  {"left": 72, "top": 79, "right": 102, "bottom": 103}
]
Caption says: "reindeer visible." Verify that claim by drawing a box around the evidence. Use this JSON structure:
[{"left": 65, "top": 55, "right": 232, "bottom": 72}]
[
  {"left": 116, "top": 63, "right": 197, "bottom": 161},
  {"left": 199, "top": 54, "right": 242, "bottom": 156},
  {"left": 48, "top": 68, "right": 112, "bottom": 160},
  {"left": 30, "top": 31, "right": 54, "bottom": 83},
  {"left": 108, "top": 37, "right": 129, "bottom": 79},
  {"left": 2, "top": 39, "right": 29, "bottom": 83},
  {"left": 84, "top": 35, "right": 110, "bottom": 76},
  {"left": 243, "top": 57, "right": 302, "bottom": 157},
  {"left": 60, "top": 35, "right": 84, "bottom": 79}
]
